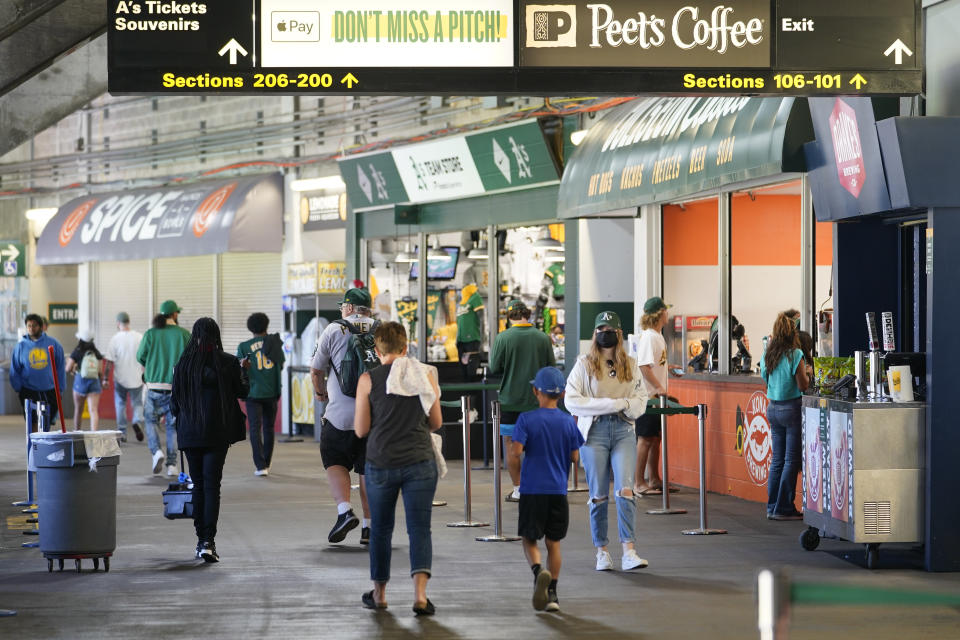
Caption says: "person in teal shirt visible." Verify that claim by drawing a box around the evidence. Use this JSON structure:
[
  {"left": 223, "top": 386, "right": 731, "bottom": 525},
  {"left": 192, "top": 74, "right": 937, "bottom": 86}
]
[
  {"left": 237, "top": 313, "right": 285, "bottom": 476},
  {"left": 759, "top": 309, "right": 811, "bottom": 521}
]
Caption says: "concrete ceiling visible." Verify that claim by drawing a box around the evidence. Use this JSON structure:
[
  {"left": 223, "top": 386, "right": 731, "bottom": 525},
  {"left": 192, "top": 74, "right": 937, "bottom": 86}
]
[{"left": 0, "top": 0, "right": 107, "bottom": 157}]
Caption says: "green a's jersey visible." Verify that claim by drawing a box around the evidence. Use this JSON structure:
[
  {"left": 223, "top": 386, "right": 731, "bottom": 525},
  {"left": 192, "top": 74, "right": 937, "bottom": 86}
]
[
  {"left": 545, "top": 263, "right": 565, "bottom": 298},
  {"left": 489, "top": 324, "right": 555, "bottom": 413},
  {"left": 456, "top": 291, "right": 484, "bottom": 343},
  {"left": 237, "top": 334, "right": 285, "bottom": 399}
]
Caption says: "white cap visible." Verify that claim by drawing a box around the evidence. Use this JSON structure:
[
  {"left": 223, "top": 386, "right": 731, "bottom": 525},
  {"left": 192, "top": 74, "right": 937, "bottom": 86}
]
[{"left": 75, "top": 328, "right": 94, "bottom": 342}]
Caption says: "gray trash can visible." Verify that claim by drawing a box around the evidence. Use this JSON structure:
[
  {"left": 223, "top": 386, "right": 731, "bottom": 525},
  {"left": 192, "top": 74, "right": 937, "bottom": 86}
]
[{"left": 30, "top": 431, "right": 121, "bottom": 572}]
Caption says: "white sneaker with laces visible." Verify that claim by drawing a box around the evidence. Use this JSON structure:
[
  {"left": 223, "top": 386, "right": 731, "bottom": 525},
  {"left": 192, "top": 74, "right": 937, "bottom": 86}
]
[
  {"left": 166, "top": 465, "right": 178, "bottom": 477},
  {"left": 595, "top": 549, "right": 613, "bottom": 571},
  {"left": 151, "top": 450, "right": 165, "bottom": 475},
  {"left": 621, "top": 549, "right": 649, "bottom": 571},
  {"left": 254, "top": 468, "right": 269, "bottom": 476}
]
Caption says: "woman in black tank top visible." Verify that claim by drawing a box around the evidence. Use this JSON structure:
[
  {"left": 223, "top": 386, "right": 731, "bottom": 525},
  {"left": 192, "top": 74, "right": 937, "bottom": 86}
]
[{"left": 354, "top": 322, "right": 442, "bottom": 615}]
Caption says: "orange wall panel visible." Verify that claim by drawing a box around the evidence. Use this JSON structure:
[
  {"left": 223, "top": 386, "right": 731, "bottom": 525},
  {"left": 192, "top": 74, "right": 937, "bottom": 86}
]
[
  {"left": 731, "top": 194, "right": 801, "bottom": 265},
  {"left": 815, "top": 221, "right": 833, "bottom": 266},
  {"left": 663, "top": 200, "right": 718, "bottom": 266}
]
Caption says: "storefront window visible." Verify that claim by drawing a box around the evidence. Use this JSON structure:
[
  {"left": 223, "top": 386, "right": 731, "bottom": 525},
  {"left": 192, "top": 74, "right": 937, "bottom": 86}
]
[{"left": 662, "top": 197, "right": 719, "bottom": 374}]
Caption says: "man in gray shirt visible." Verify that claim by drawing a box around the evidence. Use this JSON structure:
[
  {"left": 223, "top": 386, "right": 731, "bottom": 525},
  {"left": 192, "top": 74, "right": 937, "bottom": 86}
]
[{"left": 311, "top": 288, "right": 376, "bottom": 544}]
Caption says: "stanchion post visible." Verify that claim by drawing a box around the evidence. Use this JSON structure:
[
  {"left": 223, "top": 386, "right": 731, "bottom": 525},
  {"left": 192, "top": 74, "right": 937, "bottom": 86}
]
[
  {"left": 477, "top": 401, "right": 520, "bottom": 542},
  {"left": 647, "top": 396, "right": 686, "bottom": 515},
  {"left": 447, "top": 394, "right": 489, "bottom": 528},
  {"left": 12, "top": 400, "right": 35, "bottom": 507},
  {"left": 683, "top": 404, "right": 727, "bottom": 535}
]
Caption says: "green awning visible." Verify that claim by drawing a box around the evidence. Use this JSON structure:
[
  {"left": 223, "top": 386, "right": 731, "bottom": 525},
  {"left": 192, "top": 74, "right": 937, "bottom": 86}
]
[{"left": 558, "top": 97, "right": 813, "bottom": 218}]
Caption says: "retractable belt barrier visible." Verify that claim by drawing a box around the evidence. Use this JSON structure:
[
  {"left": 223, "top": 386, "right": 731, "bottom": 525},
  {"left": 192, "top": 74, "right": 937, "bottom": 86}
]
[
  {"left": 476, "top": 402, "right": 520, "bottom": 543},
  {"left": 444, "top": 394, "right": 489, "bottom": 529},
  {"left": 756, "top": 568, "right": 960, "bottom": 640},
  {"left": 16, "top": 400, "right": 50, "bottom": 548},
  {"left": 645, "top": 396, "right": 688, "bottom": 517}
]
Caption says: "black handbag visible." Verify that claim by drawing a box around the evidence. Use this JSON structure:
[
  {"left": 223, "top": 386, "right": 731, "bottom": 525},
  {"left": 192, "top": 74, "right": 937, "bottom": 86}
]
[{"left": 162, "top": 451, "right": 194, "bottom": 520}]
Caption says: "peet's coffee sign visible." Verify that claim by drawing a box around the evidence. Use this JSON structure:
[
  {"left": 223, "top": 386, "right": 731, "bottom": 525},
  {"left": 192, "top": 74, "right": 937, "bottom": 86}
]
[
  {"left": 36, "top": 174, "right": 283, "bottom": 265},
  {"left": 520, "top": 0, "right": 770, "bottom": 67}
]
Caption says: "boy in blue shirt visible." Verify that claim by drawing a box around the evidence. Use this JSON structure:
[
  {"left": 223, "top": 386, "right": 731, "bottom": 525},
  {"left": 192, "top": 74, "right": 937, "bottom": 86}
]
[{"left": 512, "top": 366, "right": 585, "bottom": 613}]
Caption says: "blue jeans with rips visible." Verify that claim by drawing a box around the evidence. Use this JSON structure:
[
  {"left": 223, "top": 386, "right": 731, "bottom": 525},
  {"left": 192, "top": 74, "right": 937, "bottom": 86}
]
[
  {"left": 766, "top": 398, "right": 802, "bottom": 516},
  {"left": 145, "top": 389, "right": 178, "bottom": 462},
  {"left": 580, "top": 414, "right": 638, "bottom": 547},
  {"left": 364, "top": 458, "right": 438, "bottom": 583},
  {"left": 113, "top": 383, "right": 144, "bottom": 437}
]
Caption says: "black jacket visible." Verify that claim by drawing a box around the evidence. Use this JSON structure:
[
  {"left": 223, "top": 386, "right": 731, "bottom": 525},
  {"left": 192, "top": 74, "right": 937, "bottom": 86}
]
[{"left": 171, "top": 352, "right": 249, "bottom": 449}]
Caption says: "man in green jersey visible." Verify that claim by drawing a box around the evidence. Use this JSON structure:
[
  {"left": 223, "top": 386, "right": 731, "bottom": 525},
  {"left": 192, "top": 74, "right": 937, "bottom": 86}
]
[
  {"left": 490, "top": 299, "right": 556, "bottom": 502},
  {"left": 137, "top": 299, "right": 191, "bottom": 476},
  {"left": 237, "top": 313, "right": 285, "bottom": 476}
]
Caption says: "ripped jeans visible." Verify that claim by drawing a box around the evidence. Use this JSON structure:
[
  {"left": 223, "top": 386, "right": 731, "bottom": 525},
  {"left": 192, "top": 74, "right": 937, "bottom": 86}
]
[{"left": 580, "top": 414, "right": 637, "bottom": 547}]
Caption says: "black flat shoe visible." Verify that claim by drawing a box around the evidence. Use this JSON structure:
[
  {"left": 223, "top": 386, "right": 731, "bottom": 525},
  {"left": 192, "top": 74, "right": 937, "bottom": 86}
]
[
  {"left": 413, "top": 598, "right": 435, "bottom": 616},
  {"left": 362, "top": 591, "right": 387, "bottom": 609}
]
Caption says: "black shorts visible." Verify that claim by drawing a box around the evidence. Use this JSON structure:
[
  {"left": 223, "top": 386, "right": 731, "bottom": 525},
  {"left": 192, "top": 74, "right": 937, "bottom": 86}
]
[
  {"left": 456, "top": 340, "right": 481, "bottom": 357},
  {"left": 635, "top": 412, "right": 662, "bottom": 439},
  {"left": 320, "top": 418, "right": 366, "bottom": 474},
  {"left": 518, "top": 494, "right": 569, "bottom": 542}
]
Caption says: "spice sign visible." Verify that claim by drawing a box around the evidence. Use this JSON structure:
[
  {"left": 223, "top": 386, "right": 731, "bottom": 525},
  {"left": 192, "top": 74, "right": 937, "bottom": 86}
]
[
  {"left": 829, "top": 98, "right": 866, "bottom": 199},
  {"left": 317, "top": 262, "right": 348, "bottom": 294}
]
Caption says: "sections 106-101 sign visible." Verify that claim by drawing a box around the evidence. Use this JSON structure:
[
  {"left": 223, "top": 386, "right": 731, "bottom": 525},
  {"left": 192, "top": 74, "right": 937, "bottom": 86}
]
[{"left": 107, "top": 0, "right": 922, "bottom": 96}]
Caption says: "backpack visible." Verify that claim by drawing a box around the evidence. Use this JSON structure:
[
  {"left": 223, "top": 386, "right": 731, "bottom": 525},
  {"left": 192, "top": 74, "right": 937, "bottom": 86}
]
[
  {"left": 331, "top": 318, "right": 381, "bottom": 398},
  {"left": 80, "top": 351, "right": 100, "bottom": 380}
]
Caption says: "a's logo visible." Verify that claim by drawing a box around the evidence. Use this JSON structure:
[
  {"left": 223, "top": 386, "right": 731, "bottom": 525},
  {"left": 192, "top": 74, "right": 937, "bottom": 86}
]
[
  {"left": 192, "top": 183, "right": 237, "bottom": 237},
  {"left": 58, "top": 199, "right": 96, "bottom": 247},
  {"left": 829, "top": 98, "right": 866, "bottom": 199},
  {"left": 357, "top": 165, "right": 373, "bottom": 203},
  {"left": 28, "top": 347, "right": 49, "bottom": 370},
  {"left": 526, "top": 5, "right": 577, "bottom": 48},
  {"left": 734, "top": 406, "right": 745, "bottom": 455},
  {"left": 492, "top": 139, "right": 511, "bottom": 183},
  {"left": 598, "top": 311, "right": 614, "bottom": 324},
  {"left": 743, "top": 391, "right": 771, "bottom": 486}
]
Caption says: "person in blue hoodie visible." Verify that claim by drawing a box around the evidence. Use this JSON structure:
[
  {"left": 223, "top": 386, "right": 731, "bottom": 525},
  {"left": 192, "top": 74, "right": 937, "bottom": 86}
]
[{"left": 11, "top": 313, "right": 66, "bottom": 427}]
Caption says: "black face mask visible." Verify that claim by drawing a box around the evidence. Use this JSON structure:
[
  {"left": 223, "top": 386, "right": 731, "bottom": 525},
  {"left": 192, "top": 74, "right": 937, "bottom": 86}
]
[{"left": 596, "top": 330, "right": 618, "bottom": 348}]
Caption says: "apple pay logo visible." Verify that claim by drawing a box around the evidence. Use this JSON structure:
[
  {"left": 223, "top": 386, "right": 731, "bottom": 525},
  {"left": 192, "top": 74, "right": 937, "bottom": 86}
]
[
  {"left": 271, "top": 11, "right": 319, "bottom": 42},
  {"left": 525, "top": 4, "right": 577, "bottom": 48}
]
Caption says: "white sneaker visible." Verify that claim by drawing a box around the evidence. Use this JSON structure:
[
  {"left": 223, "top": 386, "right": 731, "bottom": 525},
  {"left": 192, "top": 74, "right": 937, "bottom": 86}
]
[
  {"left": 151, "top": 450, "right": 165, "bottom": 474},
  {"left": 254, "top": 468, "right": 269, "bottom": 476},
  {"left": 595, "top": 549, "right": 613, "bottom": 571},
  {"left": 166, "top": 465, "right": 178, "bottom": 477},
  {"left": 621, "top": 549, "right": 649, "bottom": 571}
]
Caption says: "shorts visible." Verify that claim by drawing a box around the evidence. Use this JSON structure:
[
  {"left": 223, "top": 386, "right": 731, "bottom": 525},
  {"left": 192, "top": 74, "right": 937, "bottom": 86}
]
[
  {"left": 500, "top": 410, "right": 521, "bottom": 438},
  {"left": 518, "top": 494, "right": 569, "bottom": 541},
  {"left": 73, "top": 376, "right": 102, "bottom": 395},
  {"left": 456, "top": 340, "right": 481, "bottom": 357},
  {"left": 635, "top": 412, "right": 662, "bottom": 439},
  {"left": 320, "top": 418, "right": 367, "bottom": 474}
]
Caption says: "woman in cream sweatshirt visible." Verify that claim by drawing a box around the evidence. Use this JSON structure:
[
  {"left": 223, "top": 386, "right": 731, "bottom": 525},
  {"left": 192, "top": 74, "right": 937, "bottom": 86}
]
[{"left": 565, "top": 311, "right": 649, "bottom": 572}]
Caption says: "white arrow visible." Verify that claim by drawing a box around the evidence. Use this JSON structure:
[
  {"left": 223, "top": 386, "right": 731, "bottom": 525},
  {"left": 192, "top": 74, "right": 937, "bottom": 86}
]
[
  {"left": 883, "top": 39, "right": 913, "bottom": 65},
  {"left": 218, "top": 39, "right": 248, "bottom": 65},
  {"left": 1, "top": 244, "right": 19, "bottom": 261}
]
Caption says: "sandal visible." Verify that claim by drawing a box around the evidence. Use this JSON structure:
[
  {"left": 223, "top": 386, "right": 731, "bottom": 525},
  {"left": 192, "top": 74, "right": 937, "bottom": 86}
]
[
  {"left": 361, "top": 591, "right": 387, "bottom": 610},
  {"left": 637, "top": 486, "right": 662, "bottom": 496},
  {"left": 413, "top": 598, "right": 436, "bottom": 616}
]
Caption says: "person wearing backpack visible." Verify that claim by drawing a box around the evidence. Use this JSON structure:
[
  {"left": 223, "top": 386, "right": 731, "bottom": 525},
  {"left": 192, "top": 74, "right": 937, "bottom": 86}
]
[
  {"left": 66, "top": 328, "right": 105, "bottom": 431},
  {"left": 310, "top": 288, "right": 379, "bottom": 545}
]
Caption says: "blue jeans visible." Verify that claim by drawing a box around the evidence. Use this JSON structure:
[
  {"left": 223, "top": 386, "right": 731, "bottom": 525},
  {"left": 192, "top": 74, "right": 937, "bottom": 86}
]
[
  {"left": 113, "top": 383, "right": 144, "bottom": 437},
  {"left": 365, "top": 459, "right": 438, "bottom": 583},
  {"left": 767, "top": 398, "right": 802, "bottom": 516},
  {"left": 145, "top": 389, "right": 178, "bottom": 462},
  {"left": 246, "top": 398, "right": 277, "bottom": 471},
  {"left": 580, "top": 414, "right": 637, "bottom": 547}
]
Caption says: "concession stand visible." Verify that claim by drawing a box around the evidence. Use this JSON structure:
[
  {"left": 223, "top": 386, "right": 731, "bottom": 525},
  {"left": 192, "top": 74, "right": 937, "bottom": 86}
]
[{"left": 34, "top": 173, "right": 284, "bottom": 424}]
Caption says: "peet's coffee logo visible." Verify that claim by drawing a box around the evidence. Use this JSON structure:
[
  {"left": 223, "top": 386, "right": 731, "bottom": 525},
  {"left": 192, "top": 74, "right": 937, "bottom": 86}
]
[
  {"left": 526, "top": 3, "right": 764, "bottom": 51},
  {"left": 59, "top": 199, "right": 97, "bottom": 247},
  {"left": 829, "top": 98, "right": 865, "bottom": 199}
]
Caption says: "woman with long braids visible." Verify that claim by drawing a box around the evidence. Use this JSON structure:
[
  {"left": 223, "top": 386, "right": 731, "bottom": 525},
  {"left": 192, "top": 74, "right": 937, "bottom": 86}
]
[
  {"left": 171, "top": 318, "right": 249, "bottom": 562},
  {"left": 759, "top": 310, "right": 811, "bottom": 521},
  {"left": 565, "top": 311, "right": 649, "bottom": 572}
]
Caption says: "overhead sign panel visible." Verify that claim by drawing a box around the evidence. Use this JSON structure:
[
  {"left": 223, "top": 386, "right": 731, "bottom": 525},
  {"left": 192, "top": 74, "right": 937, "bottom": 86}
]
[{"left": 107, "top": 0, "right": 922, "bottom": 95}]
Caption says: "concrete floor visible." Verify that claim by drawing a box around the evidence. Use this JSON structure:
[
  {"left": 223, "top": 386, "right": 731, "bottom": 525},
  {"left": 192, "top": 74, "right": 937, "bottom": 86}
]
[{"left": 2, "top": 416, "right": 960, "bottom": 639}]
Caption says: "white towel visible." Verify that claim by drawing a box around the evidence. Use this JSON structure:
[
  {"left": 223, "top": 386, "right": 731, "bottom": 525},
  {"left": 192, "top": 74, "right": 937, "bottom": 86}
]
[{"left": 385, "top": 356, "right": 438, "bottom": 415}]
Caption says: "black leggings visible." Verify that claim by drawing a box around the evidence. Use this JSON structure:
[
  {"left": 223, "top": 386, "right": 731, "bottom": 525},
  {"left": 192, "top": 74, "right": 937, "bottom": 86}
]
[{"left": 184, "top": 446, "right": 228, "bottom": 543}]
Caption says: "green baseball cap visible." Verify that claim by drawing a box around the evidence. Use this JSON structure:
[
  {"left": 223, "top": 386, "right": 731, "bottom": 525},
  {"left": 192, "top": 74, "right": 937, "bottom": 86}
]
[
  {"left": 643, "top": 296, "right": 672, "bottom": 314},
  {"left": 594, "top": 310, "right": 621, "bottom": 331},
  {"left": 159, "top": 300, "right": 181, "bottom": 315},
  {"left": 342, "top": 288, "right": 372, "bottom": 308},
  {"left": 505, "top": 299, "right": 528, "bottom": 316}
]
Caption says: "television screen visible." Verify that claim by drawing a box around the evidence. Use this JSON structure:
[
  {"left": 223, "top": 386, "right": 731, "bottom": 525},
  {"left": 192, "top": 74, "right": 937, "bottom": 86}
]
[{"left": 410, "top": 246, "right": 459, "bottom": 280}]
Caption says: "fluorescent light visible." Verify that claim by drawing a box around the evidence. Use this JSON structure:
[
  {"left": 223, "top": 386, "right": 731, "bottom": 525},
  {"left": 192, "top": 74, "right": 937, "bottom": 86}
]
[
  {"left": 394, "top": 243, "right": 417, "bottom": 263},
  {"left": 570, "top": 129, "right": 589, "bottom": 146},
  {"left": 290, "top": 175, "right": 345, "bottom": 192},
  {"left": 25, "top": 207, "right": 58, "bottom": 221},
  {"left": 544, "top": 252, "right": 565, "bottom": 263}
]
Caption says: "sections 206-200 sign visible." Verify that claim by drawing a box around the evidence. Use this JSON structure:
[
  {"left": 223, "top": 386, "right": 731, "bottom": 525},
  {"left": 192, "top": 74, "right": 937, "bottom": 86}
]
[{"left": 107, "top": 0, "right": 922, "bottom": 96}]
